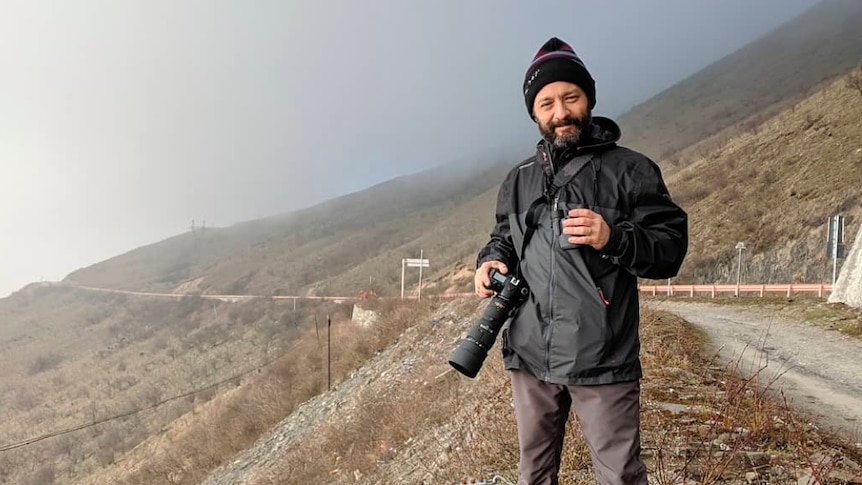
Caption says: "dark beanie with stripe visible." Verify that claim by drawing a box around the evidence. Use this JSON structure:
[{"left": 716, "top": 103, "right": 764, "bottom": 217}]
[{"left": 523, "top": 37, "right": 596, "bottom": 120}]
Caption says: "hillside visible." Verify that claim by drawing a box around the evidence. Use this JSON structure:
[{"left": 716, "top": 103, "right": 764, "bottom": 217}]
[
  {"left": 64, "top": 66, "right": 862, "bottom": 296},
  {"left": 668, "top": 66, "right": 862, "bottom": 284},
  {"left": 0, "top": 284, "right": 353, "bottom": 485},
  {"left": 617, "top": 0, "right": 862, "bottom": 162},
  {"left": 200, "top": 300, "right": 862, "bottom": 484},
  {"left": 31, "top": 296, "right": 854, "bottom": 485},
  {"left": 64, "top": 158, "right": 510, "bottom": 297}
]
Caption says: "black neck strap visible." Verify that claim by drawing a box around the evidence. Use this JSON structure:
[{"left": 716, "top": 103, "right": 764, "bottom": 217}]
[{"left": 521, "top": 152, "right": 595, "bottom": 256}]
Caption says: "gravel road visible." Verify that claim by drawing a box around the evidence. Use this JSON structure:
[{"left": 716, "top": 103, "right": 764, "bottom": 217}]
[{"left": 647, "top": 300, "right": 862, "bottom": 443}]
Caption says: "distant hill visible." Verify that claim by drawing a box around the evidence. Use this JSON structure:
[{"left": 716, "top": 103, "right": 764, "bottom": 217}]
[
  {"left": 617, "top": 0, "right": 862, "bottom": 162},
  {"left": 65, "top": 158, "right": 511, "bottom": 297}
]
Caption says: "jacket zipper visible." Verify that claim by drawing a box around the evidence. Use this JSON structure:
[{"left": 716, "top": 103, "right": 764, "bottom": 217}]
[{"left": 544, "top": 194, "right": 559, "bottom": 381}]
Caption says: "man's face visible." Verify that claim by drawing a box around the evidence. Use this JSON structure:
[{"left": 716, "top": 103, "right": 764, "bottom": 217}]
[{"left": 533, "top": 81, "right": 591, "bottom": 148}]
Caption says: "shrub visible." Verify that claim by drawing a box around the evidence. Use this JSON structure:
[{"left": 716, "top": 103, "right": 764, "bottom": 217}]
[{"left": 27, "top": 353, "right": 65, "bottom": 375}]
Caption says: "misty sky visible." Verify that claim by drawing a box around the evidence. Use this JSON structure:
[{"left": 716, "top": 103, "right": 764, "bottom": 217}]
[{"left": 0, "top": 0, "right": 820, "bottom": 296}]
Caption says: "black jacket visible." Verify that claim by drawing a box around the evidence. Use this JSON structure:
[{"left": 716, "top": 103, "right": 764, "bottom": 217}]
[{"left": 477, "top": 117, "right": 688, "bottom": 385}]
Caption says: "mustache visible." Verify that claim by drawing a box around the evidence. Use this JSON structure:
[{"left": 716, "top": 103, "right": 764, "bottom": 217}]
[{"left": 548, "top": 116, "right": 586, "bottom": 130}]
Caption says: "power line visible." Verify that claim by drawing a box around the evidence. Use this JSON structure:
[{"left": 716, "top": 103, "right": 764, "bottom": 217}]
[{"left": 0, "top": 347, "right": 291, "bottom": 454}]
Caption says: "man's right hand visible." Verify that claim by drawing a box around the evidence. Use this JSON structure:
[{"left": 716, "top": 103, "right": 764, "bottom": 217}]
[{"left": 474, "top": 261, "right": 509, "bottom": 298}]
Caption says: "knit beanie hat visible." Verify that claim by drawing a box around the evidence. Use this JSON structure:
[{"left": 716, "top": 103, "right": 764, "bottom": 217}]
[{"left": 523, "top": 37, "right": 596, "bottom": 119}]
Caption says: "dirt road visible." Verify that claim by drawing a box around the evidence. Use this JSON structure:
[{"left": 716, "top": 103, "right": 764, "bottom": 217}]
[{"left": 647, "top": 300, "right": 862, "bottom": 443}]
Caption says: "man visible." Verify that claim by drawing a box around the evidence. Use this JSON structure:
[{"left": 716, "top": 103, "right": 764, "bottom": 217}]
[{"left": 475, "top": 38, "right": 688, "bottom": 485}]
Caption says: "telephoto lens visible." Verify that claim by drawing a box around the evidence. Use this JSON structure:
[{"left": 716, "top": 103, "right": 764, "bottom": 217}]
[{"left": 449, "top": 269, "right": 529, "bottom": 378}]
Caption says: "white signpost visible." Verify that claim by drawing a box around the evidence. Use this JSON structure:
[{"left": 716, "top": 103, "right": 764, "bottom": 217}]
[{"left": 401, "top": 250, "right": 430, "bottom": 300}]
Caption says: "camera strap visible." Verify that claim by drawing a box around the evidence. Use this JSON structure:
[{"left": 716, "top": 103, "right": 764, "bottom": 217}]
[{"left": 521, "top": 152, "right": 595, "bottom": 256}]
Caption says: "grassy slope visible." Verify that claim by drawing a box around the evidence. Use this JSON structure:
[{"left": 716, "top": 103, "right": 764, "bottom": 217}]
[
  {"left": 206, "top": 300, "right": 862, "bottom": 484},
  {"left": 667, "top": 67, "right": 862, "bottom": 284},
  {"left": 0, "top": 285, "right": 351, "bottom": 485}
]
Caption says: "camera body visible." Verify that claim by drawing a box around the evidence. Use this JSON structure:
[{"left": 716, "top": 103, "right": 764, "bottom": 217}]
[{"left": 449, "top": 269, "right": 529, "bottom": 378}]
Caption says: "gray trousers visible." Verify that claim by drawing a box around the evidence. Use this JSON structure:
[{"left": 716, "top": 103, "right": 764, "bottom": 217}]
[{"left": 510, "top": 370, "right": 648, "bottom": 485}]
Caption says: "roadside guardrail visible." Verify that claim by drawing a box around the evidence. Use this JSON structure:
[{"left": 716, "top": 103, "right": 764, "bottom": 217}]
[{"left": 638, "top": 283, "right": 832, "bottom": 298}]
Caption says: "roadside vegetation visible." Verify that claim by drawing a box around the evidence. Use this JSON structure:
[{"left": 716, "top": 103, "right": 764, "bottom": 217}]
[{"left": 232, "top": 300, "right": 862, "bottom": 484}]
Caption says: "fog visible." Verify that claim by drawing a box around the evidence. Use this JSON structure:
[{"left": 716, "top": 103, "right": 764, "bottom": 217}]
[{"left": 0, "top": 0, "right": 819, "bottom": 296}]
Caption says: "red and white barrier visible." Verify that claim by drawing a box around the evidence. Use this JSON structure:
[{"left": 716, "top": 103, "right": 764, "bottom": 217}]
[{"left": 638, "top": 283, "right": 832, "bottom": 298}]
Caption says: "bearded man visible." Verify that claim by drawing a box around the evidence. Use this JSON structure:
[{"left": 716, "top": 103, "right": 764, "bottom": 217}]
[{"left": 474, "top": 37, "right": 688, "bottom": 485}]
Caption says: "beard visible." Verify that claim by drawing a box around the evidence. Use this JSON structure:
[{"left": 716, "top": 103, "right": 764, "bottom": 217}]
[{"left": 539, "top": 111, "right": 592, "bottom": 149}]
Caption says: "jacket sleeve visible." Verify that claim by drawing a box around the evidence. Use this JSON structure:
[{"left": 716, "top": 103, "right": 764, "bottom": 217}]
[
  {"left": 600, "top": 159, "right": 688, "bottom": 279},
  {"left": 476, "top": 173, "right": 519, "bottom": 270}
]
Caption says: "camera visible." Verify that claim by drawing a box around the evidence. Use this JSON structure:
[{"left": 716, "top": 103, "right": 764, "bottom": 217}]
[{"left": 449, "top": 269, "right": 529, "bottom": 378}]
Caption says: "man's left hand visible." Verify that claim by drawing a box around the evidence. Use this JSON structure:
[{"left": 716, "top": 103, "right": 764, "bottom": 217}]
[{"left": 562, "top": 208, "right": 610, "bottom": 250}]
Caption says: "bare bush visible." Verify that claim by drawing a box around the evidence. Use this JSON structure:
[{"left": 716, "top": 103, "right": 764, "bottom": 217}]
[
  {"left": 22, "top": 463, "right": 55, "bottom": 485},
  {"left": 91, "top": 426, "right": 125, "bottom": 467},
  {"left": 27, "top": 353, "right": 65, "bottom": 375},
  {"left": 846, "top": 63, "right": 862, "bottom": 95}
]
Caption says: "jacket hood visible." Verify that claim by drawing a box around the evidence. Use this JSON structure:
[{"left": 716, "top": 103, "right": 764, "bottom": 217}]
[{"left": 580, "top": 116, "right": 621, "bottom": 148}]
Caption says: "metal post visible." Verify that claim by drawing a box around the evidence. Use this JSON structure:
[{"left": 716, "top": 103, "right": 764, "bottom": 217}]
[
  {"left": 833, "top": 253, "right": 839, "bottom": 286},
  {"left": 418, "top": 249, "right": 424, "bottom": 301},
  {"left": 735, "top": 242, "right": 746, "bottom": 297},
  {"left": 832, "top": 215, "right": 840, "bottom": 285},
  {"left": 400, "top": 259, "right": 406, "bottom": 300},
  {"left": 327, "top": 314, "right": 331, "bottom": 391},
  {"left": 828, "top": 215, "right": 844, "bottom": 286}
]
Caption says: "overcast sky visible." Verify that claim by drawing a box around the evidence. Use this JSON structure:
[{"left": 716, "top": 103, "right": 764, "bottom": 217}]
[{"left": 0, "top": 0, "right": 820, "bottom": 296}]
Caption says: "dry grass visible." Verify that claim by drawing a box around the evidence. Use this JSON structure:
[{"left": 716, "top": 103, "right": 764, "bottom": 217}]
[
  {"left": 229, "top": 303, "right": 862, "bottom": 485},
  {"left": 664, "top": 68, "right": 862, "bottom": 285},
  {"left": 4, "top": 292, "right": 861, "bottom": 484},
  {"left": 75, "top": 298, "right": 442, "bottom": 485},
  {"left": 0, "top": 286, "right": 346, "bottom": 485}
]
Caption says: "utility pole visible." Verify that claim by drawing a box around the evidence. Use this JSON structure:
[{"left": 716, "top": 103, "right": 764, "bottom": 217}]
[
  {"left": 735, "top": 242, "right": 746, "bottom": 297},
  {"left": 401, "top": 259, "right": 406, "bottom": 300},
  {"left": 418, "top": 249, "right": 424, "bottom": 301}
]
